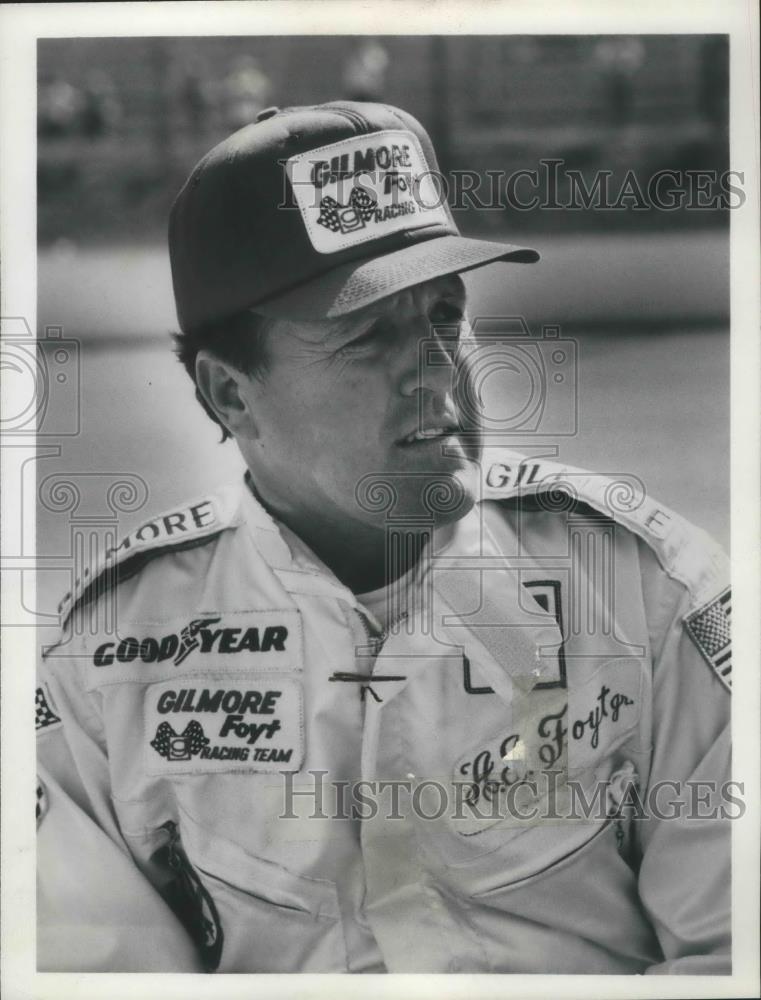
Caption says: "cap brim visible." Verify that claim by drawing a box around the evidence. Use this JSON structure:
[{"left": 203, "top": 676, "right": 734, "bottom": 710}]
[{"left": 252, "top": 234, "right": 539, "bottom": 320}]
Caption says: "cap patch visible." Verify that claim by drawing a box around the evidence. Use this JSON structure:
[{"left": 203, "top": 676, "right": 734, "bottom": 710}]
[{"left": 287, "top": 129, "right": 450, "bottom": 254}]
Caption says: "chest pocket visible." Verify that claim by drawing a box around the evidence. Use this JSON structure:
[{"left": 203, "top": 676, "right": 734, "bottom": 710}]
[
  {"left": 175, "top": 804, "right": 347, "bottom": 973},
  {"left": 402, "top": 735, "right": 658, "bottom": 972},
  {"left": 122, "top": 803, "right": 347, "bottom": 973},
  {"left": 392, "top": 652, "right": 648, "bottom": 878}
]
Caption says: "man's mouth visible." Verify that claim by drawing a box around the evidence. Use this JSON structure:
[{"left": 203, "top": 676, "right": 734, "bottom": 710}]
[{"left": 398, "top": 424, "right": 461, "bottom": 446}]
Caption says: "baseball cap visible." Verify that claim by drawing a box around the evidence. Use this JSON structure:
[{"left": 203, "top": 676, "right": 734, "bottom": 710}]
[{"left": 169, "top": 101, "right": 539, "bottom": 330}]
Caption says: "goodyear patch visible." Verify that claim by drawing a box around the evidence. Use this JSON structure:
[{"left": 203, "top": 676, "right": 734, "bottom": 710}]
[
  {"left": 684, "top": 588, "right": 732, "bottom": 690},
  {"left": 85, "top": 610, "right": 303, "bottom": 689},
  {"left": 144, "top": 677, "right": 304, "bottom": 775},
  {"left": 286, "top": 129, "right": 451, "bottom": 254}
]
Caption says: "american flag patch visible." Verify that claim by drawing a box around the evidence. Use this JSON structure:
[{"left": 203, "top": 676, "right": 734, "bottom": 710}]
[
  {"left": 35, "top": 684, "right": 62, "bottom": 731},
  {"left": 684, "top": 588, "right": 731, "bottom": 690}
]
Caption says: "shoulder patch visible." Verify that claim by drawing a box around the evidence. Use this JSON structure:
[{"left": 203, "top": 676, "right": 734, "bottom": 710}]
[
  {"left": 482, "top": 449, "right": 729, "bottom": 612},
  {"left": 684, "top": 588, "right": 732, "bottom": 690},
  {"left": 55, "top": 488, "right": 243, "bottom": 629},
  {"left": 36, "top": 683, "right": 62, "bottom": 732}
]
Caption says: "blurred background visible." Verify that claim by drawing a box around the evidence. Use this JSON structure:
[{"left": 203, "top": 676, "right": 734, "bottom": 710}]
[
  {"left": 38, "top": 35, "right": 729, "bottom": 242},
  {"left": 31, "top": 34, "right": 729, "bottom": 626}
]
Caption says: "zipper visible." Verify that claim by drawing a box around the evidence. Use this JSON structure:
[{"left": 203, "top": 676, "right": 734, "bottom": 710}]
[
  {"left": 356, "top": 606, "right": 411, "bottom": 655},
  {"left": 328, "top": 608, "right": 409, "bottom": 702},
  {"left": 357, "top": 608, "right": 386, "bottom": 656}
]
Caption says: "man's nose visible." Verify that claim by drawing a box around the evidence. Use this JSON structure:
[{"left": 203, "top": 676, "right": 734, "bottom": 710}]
[{"left": 398, "top": 324, "right": 459, "bottom": 400}]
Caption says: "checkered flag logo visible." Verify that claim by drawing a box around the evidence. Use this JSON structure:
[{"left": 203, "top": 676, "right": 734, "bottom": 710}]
[
  {"left": 317, "top": 186, "right": 378, "bottom": 234},
  {"left": 151, "top": 720, "right": 210, "bottom": 760},
  {"left": 35, "top": 685, "right": 61, "bottom": 731},
  {"left": 685, "top": 588, "right": 731, "bottom": 689},
  {"left": 317, "top": 197, "right": 342, "bottom": 232}
]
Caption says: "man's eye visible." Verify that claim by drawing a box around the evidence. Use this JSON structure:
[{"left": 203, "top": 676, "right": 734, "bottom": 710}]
[
  {"left": 429, "top": 301, "right": 464, "bottom": 325},
  {"left": 339, "top": 322, "right": 385, "bottom": 354}
]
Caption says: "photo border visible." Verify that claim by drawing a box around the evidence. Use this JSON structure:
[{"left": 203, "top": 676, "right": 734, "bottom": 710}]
[{"left": 2, "top": 2, "right": 758, "bottom": 998}]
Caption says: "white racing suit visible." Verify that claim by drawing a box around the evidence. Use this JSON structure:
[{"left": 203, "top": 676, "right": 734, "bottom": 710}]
[{"left": 37, "top": 451, "right": 732, "bottom": 973}]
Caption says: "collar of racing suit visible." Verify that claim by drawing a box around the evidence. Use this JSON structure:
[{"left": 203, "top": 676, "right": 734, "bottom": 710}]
[{"left": 239, "top": 467, "right": 563, "bottom": 698}]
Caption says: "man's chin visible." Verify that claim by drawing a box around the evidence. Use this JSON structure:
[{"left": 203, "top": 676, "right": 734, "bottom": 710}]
[
  {"left": 352, "top": 448, "right": 481, "bottom": 529},
  {"left": 392, "top": 465, "right": 479, "bottom": 526},
  {"left": 431, "top": 463, "right": 479, "bottom": 525}
]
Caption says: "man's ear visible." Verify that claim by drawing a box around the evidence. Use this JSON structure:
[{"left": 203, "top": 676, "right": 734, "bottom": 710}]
[{"left": 195, "top": 351, "right": 258, "bottom": 439}]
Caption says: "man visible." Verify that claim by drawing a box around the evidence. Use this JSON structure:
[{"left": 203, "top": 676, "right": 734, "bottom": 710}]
[{"left": 37, "top": 102, "right": 731, "bottom": 974}]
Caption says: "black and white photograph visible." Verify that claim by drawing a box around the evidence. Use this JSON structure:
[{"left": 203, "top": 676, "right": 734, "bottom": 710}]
[{"left": 1, "top": 2, "right": 759, "bottom": 997}]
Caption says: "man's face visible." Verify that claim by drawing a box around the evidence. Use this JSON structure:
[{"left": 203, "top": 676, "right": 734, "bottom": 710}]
[{"left": 239, "top": 275, "right": 480, "bottom": 534}]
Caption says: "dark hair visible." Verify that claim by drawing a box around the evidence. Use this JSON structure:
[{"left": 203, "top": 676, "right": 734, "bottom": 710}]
[{"left": 172, "top": 311, "right": 273, "bottom": 441}]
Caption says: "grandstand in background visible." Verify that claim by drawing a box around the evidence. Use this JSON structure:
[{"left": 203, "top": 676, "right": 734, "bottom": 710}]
[{"left": 38, "top": 35, "right": 729, "bottom": 243}]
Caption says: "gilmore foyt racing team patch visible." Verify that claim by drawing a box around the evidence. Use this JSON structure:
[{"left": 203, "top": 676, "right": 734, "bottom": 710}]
[
  {"left": 144, "top": 677, "right": 304, "bottom": 775},
  {"left": 286, "top": 129, "right": 451, "bottom": 254}
]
